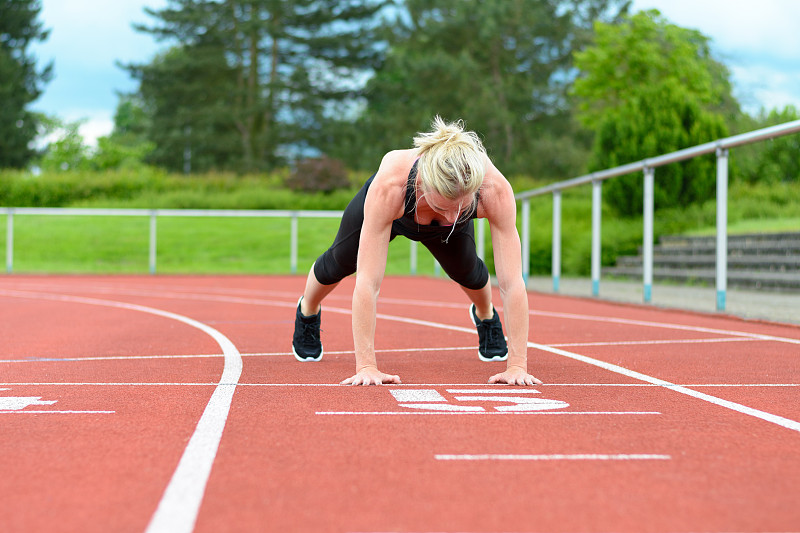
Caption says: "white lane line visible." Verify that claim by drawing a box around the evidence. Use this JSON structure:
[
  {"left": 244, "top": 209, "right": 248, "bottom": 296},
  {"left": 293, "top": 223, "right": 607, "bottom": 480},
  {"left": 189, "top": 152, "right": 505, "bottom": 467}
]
[
  {"left": 315, "top": 411, "right": 662, "bottom": 416},
  {"left": 0, "top": 335, "right": 769, "bottom": 365},
  {"left": 529, "top": 309, "right": 800, "bottom": 346},
  {"left": 434, "top": 454, "right": 671, "bottom": 461},
  {"left": 0, "top": 289, "right": 242, "bottom": 533},
  {"left": 0, "top": 346, "right": 476, "bottom": 364},
  {"left": 531, "top": 341, "right": 800, "bottom": 433},
  {"left": 0, "top": 410, "right": 115, "bottom": 414},
  {"left": 2, "top": 382, "right": 800, "bottom": 388},
  {"left": 446, "top": 389, "right": 541, "bottom": 394},
  {"left": 551, "top": 337, "right": 763, "bottom": 347}
]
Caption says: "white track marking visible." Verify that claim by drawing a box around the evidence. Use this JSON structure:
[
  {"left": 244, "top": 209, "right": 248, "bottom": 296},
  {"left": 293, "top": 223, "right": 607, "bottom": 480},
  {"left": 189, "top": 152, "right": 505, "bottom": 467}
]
[
  {"left": 446, "top": 389, "right": 541, "bottom": 394},
  {"left": 0, "top": 410, "right": 115, "bottom": 414},
  {"left": 0, "top": 335, "right": 767, "bottom": 365},
  {"left": 0, "top": 346, "right": 477, "bottom": 365},
  {"left": 434, "top": 454, "right": 671, "bottom": 461},
  {"left": 529, "top": 309, "right": 800, "bottom": 345},
  {"left": 453, "top": 396, "right": 569, "bottom": 412},
  {"left": 0, "top": 396, "right": 56, "bottom": 410},
  {"left": 0, "top": 289, "right": 242, "bottom": 533},
  {"left": 550, "top": 337, "right": 762, "bottom": 347},
  {"left": 316, "top": 411, "right": 662, "bottom": 416},
  {"left": 390, "top": 389, "right": 446, "bottom": 402},
  {"left": 2, "top": 382, "right": 799, "bottom": 388},
  {"left": 399, "top": 403, "right": 485, "bottom": 412},
  {"left": 530, "top": 341, "right": 800, "bottom": 433}
]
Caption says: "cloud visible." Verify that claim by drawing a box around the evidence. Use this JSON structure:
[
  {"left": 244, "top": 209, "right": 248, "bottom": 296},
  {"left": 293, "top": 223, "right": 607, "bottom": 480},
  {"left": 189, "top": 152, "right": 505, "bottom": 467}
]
[
  {"left": 630, "top": 0, "right": 800, "bottom": 113},
  {"left": 30, "top": 0, "right": 169, "bottom": 146}
]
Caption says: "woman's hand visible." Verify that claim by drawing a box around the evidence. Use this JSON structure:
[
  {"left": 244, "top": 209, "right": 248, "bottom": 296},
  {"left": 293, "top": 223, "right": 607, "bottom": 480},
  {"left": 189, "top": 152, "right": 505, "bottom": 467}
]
[
  {"left": 488, "top": 365, "right": 542, "bottom": 386},
  {"left": 341, "top": 366, "right": 401, "bottom": 386}
]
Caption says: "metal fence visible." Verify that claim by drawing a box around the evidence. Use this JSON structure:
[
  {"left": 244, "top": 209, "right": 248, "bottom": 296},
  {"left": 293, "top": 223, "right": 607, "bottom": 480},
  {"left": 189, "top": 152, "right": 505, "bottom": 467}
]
[
  {"left": 0, "top": 207, "right": 487, "bottom": 277},
  {"left": 514, "top": 119, "right": 800, "bottom": 312}
]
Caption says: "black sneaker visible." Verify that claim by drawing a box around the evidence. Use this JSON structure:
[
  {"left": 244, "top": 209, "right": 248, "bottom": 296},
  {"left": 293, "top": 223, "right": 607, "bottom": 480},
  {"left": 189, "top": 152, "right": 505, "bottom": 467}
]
[
  {"left": 470, "top": 304, "right": 508, "bottom": 362},
  {"left": 292, "top": 297, "right": 323, "bottom": 361}
]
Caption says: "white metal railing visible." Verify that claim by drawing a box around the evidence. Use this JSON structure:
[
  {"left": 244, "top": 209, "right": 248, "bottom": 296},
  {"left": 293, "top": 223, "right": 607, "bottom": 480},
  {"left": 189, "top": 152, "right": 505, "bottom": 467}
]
[
  {"left": 1, "top": 207, "right": 487, "bottom": 276},
  {"left": 515, "top": 119, "right": 800, "bottom": 311},
  {"left": 1, "top": 208, "right": 343, "bottom": 275}
]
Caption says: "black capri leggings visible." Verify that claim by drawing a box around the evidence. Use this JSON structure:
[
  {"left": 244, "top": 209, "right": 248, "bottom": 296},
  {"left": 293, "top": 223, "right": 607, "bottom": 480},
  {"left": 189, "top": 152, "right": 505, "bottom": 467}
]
[{"left": 313, "top": 176, "right": 489, "bottom": 290}]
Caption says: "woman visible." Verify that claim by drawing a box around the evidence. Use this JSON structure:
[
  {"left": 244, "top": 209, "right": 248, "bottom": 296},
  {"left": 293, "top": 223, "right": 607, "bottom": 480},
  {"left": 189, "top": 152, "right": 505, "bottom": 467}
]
[{"left": 292, "top": 116, "right": 541, "bottom": 386}]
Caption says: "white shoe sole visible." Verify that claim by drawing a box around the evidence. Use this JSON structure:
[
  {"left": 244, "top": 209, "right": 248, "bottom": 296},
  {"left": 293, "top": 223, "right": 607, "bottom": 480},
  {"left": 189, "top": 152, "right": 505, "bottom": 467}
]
[{"left": 470, "top": 304, "right": 509, "bottom": 362}]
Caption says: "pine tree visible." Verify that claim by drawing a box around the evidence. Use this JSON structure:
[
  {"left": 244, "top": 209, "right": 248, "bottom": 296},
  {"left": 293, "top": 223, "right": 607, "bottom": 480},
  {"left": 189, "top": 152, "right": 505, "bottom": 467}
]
[
  {"left": 126, "top": 0, "right": 389, "bottom": 173},
  {"left": 0, "top": 0, "right": 52, "bottom": 168}
]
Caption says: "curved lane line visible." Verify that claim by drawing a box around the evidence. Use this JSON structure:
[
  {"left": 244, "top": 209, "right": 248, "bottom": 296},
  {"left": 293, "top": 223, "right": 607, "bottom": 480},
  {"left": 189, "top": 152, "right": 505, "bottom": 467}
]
[{"left": 0, "top": 289, "right": 242, "bottom": 533}]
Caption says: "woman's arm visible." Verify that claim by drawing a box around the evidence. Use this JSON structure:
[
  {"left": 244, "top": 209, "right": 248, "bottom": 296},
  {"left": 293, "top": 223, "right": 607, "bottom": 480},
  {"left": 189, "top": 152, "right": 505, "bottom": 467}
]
[
  {"left": 340, "top": 151, "right": 409, "bottom": 386},
  {"left": 481, "top": 163, "right": 542, "bottom": 386}
]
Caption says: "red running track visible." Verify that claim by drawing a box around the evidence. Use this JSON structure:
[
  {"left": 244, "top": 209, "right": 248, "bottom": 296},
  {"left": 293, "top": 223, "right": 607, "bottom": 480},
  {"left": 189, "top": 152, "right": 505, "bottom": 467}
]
[{"left": 1, "top": 275, "right": 799, "bottom": 533}]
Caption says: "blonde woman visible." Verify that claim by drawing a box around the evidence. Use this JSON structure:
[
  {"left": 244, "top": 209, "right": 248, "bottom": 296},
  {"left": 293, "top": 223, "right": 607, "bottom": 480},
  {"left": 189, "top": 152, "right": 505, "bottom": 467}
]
[{"left": 292, "top": 116, "right": 541, "bottom": 386}]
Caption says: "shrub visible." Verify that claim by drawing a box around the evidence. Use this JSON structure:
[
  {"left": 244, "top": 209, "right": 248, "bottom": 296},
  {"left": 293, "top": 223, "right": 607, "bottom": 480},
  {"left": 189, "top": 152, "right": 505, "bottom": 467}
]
[{"left": 286, "top": 156, "right": 350, "bottom": 193}]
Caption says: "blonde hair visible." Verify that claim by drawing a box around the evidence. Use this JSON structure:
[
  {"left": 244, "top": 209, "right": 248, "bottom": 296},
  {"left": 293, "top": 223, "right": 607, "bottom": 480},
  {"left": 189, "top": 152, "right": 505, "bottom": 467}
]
[{"left": 413, "top": 116, "right": 486, "bottom": 219}]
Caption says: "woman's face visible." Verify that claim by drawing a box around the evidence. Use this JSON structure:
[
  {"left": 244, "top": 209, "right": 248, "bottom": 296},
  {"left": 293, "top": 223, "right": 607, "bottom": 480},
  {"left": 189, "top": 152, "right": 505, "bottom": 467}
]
[{"left": 422, "top": 188, "right": 472, "bottom": 225}]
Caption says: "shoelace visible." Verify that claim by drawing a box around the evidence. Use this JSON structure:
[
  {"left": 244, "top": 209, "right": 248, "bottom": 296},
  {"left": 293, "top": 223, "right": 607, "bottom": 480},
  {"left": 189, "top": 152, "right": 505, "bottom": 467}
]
[
  {"left": 299, "top": 322, "right": 321, "bottom": 346},
  {"left": 482, "top": 322, "right": 500, "bottom": 349}
]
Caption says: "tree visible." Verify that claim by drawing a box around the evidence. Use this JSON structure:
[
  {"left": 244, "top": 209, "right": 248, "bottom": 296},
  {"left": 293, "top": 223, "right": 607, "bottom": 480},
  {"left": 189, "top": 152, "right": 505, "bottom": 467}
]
[
  {"left": 329, "top": 0, "right": 629, "bottom": 175},
  {"left": 572, "top": 10, "right": 735, "bottom": 215},
  {"left": 127, "top": 0, "right": 390, "bottom": 173},
  {"left": 733, "top": 105, "right": 800, "bottom": 184},
  {"left": 92, "top": 95, "right": 155, "bottom": 170},
  {"left": 38, "top": 117, "right": 92, "bottom": 172},
  {"left": 129, "top": 44, "right": 241, "bottom": 172},
  {"left": 0, "top": 0, "right": 52, "bottom": 168}
]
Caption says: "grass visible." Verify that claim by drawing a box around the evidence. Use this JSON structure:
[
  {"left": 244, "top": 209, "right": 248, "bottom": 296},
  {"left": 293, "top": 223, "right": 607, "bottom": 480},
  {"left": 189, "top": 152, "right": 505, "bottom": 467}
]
[
  {"left": 686, "top": 217, "right": 800, "bottom": 236},
  {"left": 0, "top": 213, "right": 445, "bottom": 276}
]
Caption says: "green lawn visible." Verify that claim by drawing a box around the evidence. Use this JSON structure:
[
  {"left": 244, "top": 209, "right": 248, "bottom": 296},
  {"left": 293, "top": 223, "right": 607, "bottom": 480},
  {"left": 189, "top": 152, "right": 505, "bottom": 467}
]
[{"left": 0, "top": 213, "right": 446, "bottom": 276}]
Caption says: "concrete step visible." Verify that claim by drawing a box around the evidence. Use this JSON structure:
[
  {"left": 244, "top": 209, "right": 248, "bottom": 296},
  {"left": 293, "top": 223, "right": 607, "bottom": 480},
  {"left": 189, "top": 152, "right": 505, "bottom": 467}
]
[
  {"left": 617, "top": 254, "right": 800, "bottom": 272},
  {"left": 656, "top": 232, "right": 800, "bottom": 256},
  {"left": 654, "top": 242, "right": 800, "bottom": 256},
  {"left": 660, "top": 232, "right": 800, "bottom": 246},
  {"left": 603, "top": 266, "right": 800, "bottom": 290},
  {"left": 608, "top": 232, "right": 800, "bottom": 291}
]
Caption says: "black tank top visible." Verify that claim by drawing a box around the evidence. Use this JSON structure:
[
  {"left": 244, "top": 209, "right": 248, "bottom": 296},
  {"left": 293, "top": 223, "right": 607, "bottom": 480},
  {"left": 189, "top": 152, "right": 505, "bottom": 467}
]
[{"left": 390, "top": 159, "right": 477, "bottom": 241}]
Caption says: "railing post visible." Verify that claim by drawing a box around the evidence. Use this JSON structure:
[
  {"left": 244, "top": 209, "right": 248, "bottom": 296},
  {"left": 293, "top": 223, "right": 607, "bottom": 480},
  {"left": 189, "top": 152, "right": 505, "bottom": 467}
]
[
  {"left": 6, "top": 209, "right": 14, "bottom": 274},
  {"left": 290, "top": 213, "right": 298, "bottom": 275},
  {"left": 552, "top": 191, "right": 561, "bottom": 292},
  {"left": 716, "top": 148, "right": 729, "bottom": 311},
  {"left": 149, "top": 210, "right": 157, "bottom": 274},
  {"left": 410, "top": 240, "right": 417, "bottom": 275},
  {"left": 591, "top": 180, "right": 602, "bottom": 297},
  {"left": 643, "top": 167, "right": 655, "bottom": 303},
  {"left": 521, "top": 199, "right": 530, "bottom": 284}
]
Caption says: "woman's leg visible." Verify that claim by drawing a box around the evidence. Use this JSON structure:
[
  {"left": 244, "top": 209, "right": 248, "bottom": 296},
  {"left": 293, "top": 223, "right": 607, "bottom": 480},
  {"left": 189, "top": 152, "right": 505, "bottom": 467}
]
[
  {"left": 458, "top": 279, "right": 494, "bottom": 320},
  {"left": 299, "top": 263, "right": 339, "bottom": 316}
]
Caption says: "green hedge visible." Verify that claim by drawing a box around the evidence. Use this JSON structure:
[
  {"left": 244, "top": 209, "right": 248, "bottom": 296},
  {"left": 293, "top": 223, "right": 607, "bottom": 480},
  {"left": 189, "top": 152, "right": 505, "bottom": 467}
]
[{"left": 0, "top": 167, "right": 365, "bottom": 211}]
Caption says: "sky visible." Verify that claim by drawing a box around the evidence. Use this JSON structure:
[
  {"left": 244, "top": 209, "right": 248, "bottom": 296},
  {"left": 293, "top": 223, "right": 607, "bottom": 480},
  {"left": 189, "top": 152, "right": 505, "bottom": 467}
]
[{"left": 29, "top": 0, "right": 800, "bottom": 146}]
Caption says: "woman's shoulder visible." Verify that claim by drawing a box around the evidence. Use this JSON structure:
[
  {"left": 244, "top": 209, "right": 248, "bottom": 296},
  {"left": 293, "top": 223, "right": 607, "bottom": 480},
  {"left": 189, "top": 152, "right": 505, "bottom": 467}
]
[
  {"left": 378, "top": 149, "right": 418, "bottom": 176},
  {"left": 365, "top": 149, "right": 417, "bottom": 219},
  {"left": 477, "top": 156, "right": 516, "bottom": 219}
]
